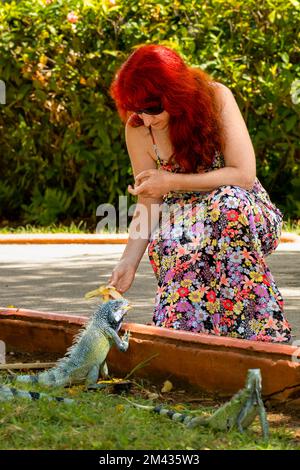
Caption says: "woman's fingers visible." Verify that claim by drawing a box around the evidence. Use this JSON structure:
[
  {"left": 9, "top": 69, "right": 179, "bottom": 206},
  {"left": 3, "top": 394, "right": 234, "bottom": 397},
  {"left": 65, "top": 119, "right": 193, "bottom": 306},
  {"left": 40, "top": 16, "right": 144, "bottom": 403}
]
[
  {"left": 135, "top": 170, "right": 153, "bottom": 185},
  {"left": 128, "top": 182, "right": 147, "bottom": 195}
]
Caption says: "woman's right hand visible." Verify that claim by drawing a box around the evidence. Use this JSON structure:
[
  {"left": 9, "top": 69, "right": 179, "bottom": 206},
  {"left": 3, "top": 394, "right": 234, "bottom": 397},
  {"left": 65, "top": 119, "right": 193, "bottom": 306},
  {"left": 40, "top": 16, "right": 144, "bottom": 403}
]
[{"left": 108, "top": 259, "right": 137, "bottom": 294}]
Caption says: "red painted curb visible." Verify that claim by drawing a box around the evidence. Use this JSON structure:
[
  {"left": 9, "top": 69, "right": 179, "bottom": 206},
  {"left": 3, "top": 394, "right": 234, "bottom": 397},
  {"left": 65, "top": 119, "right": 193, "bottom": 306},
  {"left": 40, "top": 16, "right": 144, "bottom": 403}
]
[
  {"left": 0, "top": 232, "right": 298, "bottom": 244},
  {"left": 1, "top": 307, "right": 299, "bottom": 403},
  {"left": 0, "top": 234, "right": 129, "bottom": 244}
]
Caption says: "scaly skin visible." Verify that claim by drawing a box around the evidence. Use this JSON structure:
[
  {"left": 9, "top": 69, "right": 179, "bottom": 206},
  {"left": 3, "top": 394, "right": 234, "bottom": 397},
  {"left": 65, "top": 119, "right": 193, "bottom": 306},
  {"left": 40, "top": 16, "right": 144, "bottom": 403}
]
[
  {"left": 0, "top": 384, "right": 74, "bottom": 404},
  {"left": 126, "top": 369, "right": 269, "bottom": 439},
  {"left": 12, "top": 299, "right": 131, "bottom": 388}
]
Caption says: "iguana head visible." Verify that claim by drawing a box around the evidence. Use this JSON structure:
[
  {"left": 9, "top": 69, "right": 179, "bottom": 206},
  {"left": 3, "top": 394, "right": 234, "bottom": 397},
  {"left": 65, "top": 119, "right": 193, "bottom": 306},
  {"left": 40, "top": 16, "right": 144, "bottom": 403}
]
[
  {"left": 246, "top": 369, "right": 262, "bottom": 393},
  {"left": 94, "top": 299, "right": 131, "bottom": 331}
]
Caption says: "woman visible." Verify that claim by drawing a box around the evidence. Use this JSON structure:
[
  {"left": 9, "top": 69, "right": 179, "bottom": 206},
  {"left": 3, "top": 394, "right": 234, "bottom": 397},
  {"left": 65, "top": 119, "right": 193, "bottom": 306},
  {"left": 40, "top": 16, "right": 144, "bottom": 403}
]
[{"left": 109, "top": 44, "right": 291, "bottom": 343}]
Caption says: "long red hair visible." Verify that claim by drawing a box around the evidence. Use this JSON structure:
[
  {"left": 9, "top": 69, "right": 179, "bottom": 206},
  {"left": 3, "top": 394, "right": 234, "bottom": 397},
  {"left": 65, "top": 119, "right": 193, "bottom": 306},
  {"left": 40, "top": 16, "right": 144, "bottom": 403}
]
[{"left": 110, "top": 45, "right": 224, "bottom": 172}]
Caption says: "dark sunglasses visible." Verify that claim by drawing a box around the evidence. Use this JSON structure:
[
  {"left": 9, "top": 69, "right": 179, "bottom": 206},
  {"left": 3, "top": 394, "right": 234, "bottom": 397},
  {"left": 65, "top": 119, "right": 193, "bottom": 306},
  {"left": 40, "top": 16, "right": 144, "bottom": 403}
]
[{"left": 135, "top": 105, "right": 164, "bottom": 115}]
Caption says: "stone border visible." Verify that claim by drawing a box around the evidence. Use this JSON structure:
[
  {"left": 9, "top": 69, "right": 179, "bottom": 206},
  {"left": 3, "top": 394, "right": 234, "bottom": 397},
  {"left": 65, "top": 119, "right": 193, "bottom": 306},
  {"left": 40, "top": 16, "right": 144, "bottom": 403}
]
[
  {"left": 0, "top": 231, "right": 299, "bottom": 244},
  {"left": 0, "top": 233, "right": 129, "bottom": 244},
  {"left": 1, "top": 307, "right": 299, "bottom": 405}
]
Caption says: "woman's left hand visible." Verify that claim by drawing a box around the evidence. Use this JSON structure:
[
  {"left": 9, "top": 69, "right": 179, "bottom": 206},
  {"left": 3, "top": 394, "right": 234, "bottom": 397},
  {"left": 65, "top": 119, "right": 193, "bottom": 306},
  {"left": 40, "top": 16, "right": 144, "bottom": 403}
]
[{"left": 128, "top": 169, "right": 173, "bottom": 198}]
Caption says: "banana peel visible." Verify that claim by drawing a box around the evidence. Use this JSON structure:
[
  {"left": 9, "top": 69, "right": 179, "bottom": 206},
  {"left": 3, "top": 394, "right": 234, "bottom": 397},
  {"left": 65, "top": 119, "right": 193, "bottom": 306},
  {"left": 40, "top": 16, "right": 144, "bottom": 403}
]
[
  {"left": 84, "top": 285, "right": 123, "bottom": 301},
  {"left": 87, "top": 378, "right": 133, "bottom": 394}
]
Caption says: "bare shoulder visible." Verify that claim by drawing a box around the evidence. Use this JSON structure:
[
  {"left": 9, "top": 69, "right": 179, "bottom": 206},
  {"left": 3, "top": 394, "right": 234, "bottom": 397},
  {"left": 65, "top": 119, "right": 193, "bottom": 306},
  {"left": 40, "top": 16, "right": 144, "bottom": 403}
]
[
  {"left": 125, "top": 119, "right": 149, "bottom": 142},
  {"left": 210, "top": 82, "right": 256, "bottom": 188},
  {"left": 125, "top": 120, "right": 157, "bottom": 176},
  {"left": 210, "top": 82, "right": 235, "bottom": 110}
]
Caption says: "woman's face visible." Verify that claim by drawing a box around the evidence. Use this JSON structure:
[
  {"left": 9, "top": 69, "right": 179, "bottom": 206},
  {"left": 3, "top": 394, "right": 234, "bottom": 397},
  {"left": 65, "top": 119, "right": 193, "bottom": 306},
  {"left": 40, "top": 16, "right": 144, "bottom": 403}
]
[{"left": 137, "top": 110, "right": 170, "bottom": 130}]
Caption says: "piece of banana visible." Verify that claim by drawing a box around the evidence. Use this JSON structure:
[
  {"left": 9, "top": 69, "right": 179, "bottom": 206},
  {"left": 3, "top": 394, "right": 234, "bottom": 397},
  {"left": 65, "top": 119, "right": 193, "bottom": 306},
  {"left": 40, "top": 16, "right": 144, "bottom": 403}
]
[{"left": 84, "top": 285, "right": 123, "bottom": 301}]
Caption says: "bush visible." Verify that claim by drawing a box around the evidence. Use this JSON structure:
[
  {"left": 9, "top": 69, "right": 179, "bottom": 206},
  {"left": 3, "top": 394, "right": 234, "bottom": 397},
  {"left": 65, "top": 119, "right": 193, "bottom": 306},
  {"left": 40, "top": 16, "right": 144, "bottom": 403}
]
[{"left": 0, "top": 0, "right": 299, "bottom": 227}]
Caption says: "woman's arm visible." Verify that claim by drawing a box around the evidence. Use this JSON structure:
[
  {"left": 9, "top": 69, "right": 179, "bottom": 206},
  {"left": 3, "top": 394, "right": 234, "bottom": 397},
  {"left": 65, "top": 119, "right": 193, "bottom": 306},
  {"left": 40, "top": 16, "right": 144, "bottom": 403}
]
[
  {"left": 119, "top": 122, "right": 163, "bottom": 269},
  {"left": 171, "top": 83, "right": 256, "bottom": 191}
]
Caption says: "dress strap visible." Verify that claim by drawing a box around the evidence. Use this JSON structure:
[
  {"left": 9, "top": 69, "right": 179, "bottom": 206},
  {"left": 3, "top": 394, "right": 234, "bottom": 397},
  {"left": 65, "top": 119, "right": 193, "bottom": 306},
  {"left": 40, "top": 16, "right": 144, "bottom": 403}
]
[{"left": 149, "top": 126, "right": 162, "bottom": 165}]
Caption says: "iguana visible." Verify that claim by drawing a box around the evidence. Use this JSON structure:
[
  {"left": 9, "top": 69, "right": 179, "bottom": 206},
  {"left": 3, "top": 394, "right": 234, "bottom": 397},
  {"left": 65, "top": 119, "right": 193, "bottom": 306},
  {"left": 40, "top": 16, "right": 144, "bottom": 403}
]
[
  {"left": 0, "top": 384, "right": 74, "bottom": 404},
  {"left": 125, "top": 369, "right": 269, "bottom": 439},
  {"left": 12, "top": 298, "right": 131, "bottom": 388}
]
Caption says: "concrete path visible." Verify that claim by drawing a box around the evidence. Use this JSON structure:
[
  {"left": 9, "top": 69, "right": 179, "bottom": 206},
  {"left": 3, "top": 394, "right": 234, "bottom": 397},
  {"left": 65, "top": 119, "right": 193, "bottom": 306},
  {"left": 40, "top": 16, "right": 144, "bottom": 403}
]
[{"left": 0, "top": 242, "right": 299, "bottom": 341}]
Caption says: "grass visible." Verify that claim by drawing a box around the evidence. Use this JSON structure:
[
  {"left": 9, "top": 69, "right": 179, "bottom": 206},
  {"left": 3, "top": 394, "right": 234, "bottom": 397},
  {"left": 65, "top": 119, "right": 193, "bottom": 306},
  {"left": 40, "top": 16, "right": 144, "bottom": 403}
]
[
  {"left": 0, "top": 219, "right": 299, "bottom": 235},
  {"left": 0, "top": 379, "right": 299, "bottom": 450},
  {"left": 0, "top": 221, "right": 90, "bottom": 234},
  {"left": 0, "top": 221, "right": 129, "bottom": 234},
  {"left": 282, "top": 219, "right": 300, "bottom": 235}
]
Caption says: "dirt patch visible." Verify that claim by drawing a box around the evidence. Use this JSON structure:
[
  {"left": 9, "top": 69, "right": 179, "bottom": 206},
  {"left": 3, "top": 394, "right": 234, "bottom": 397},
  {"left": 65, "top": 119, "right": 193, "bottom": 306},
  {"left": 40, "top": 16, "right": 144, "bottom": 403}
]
[{"left": 5, "top": 350, "right": 61, "bottom": 364}]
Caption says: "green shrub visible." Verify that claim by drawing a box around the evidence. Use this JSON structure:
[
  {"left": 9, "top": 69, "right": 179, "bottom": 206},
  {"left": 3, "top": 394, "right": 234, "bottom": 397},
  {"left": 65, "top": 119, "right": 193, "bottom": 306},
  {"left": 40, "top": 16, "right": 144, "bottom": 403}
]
[{"left": 0, "top": 0, "right": 299, "bottom": 227}]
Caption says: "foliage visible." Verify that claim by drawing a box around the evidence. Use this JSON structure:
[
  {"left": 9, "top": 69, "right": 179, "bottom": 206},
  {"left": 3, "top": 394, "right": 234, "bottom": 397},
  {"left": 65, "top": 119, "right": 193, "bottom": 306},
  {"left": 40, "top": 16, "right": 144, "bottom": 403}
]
[{"left": 0, "top": 0, "right": 299, "bottom": 227}]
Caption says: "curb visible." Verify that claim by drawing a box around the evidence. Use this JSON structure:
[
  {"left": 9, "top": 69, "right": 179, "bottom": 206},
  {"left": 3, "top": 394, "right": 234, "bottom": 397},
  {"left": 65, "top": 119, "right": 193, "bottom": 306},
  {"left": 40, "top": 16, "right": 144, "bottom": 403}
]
[
  {"left": 0, "top": 233, "right": 129, "bottom": 244},
  {"left": 0, "top": 231, "right": 299, "bottom": 244},
  {"left": 1, "top": 307, "right": 300, "bottom": 404}
]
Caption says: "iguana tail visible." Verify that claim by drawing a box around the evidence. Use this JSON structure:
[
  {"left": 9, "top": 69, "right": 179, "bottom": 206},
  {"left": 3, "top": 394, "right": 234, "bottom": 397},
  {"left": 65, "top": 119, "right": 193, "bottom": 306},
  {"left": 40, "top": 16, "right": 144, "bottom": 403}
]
[
  {"left": 12, "top": 368, "right": 68, "bottom": 387},
  {"left": 0, "top": 384, "right": 74, "bottom": 404},
  {"left": 13, "top": 374, "right": 40, "bottom": 384},
  {"left": 123, "top": 398, "right": 205, "bottom": 427}
]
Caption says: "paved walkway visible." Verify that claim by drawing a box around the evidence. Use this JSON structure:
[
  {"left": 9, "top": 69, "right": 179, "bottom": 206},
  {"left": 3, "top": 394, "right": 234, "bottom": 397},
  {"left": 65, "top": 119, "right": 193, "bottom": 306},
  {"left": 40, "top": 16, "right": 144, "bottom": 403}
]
[{"left": 0, "top": 242, "right": 299, "bottom": 341}]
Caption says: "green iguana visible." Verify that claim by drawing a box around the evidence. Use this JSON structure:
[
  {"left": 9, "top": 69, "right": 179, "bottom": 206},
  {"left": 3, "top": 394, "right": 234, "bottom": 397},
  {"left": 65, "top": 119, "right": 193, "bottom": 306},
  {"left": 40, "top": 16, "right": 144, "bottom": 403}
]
[
  {"left": 0, "top": 384, "right": 74, "bottom": 404},
  {"left": 125, "top": 369, "right": 269, "bottom": 439},
  {"left": 11, "top": 298, "right": 131, "bottom": 388}
]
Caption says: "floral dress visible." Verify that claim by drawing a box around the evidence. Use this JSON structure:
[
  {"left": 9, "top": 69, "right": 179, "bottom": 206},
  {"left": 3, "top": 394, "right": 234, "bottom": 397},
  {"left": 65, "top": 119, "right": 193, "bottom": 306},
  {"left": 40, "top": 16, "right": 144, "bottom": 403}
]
[{"left": 147, "top": 127, "right": 291, "bottom": 343}]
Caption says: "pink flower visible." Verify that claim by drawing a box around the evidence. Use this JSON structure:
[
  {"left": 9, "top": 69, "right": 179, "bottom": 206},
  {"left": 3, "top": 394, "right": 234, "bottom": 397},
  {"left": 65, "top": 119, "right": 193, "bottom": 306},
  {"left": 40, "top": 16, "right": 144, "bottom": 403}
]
[
  {"left": 184, "top": 271, "right": 197, "bottom": 280},
  {"left": 164, "top": 269, "right": 175, "bottom": 283},
  {"left": 176, "top": 301, "right": 190, "bottom": 313},
  {"left": 67, "top": 12, "right": 79, "bottom": 23}
]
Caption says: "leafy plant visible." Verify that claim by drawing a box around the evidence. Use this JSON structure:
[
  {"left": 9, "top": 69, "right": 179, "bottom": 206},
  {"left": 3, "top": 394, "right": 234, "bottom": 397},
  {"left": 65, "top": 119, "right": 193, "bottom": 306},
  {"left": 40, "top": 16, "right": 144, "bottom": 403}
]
[
  {"left": 22, "top": 187, "right": 72, "bottom": 225},
  {"left": 0, "top": 0, "right": 299, "bottom": 227}
]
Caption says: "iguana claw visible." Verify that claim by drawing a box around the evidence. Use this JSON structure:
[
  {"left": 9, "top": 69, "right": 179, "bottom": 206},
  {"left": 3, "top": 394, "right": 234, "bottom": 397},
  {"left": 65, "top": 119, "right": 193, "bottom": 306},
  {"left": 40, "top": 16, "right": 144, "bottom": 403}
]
[{"left": 122, "top": 330, "right": 131, "bottom": 342}]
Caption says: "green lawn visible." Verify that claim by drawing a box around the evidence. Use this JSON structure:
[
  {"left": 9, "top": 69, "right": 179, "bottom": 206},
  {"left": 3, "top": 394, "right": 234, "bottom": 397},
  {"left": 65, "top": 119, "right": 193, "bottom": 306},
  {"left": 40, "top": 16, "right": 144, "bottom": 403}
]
[
  {"left": 0, "top": 381, "right": 299, "bottom": 450},
  {"left": 0, "top": 220, "right": 299, "bottom": 235}
]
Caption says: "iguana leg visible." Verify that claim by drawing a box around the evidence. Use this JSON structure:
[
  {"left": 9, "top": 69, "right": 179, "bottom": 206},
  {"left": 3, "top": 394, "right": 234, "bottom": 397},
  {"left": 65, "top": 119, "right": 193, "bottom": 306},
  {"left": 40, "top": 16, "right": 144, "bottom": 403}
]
[
  {"left": 107, "top": 328, "right": 130, "bottom": 352},
  {"left": 100, "top": 361, "right": 109, "bottom": 379},
  {"left": 85, "top": 364, "right": 100, "bottom": 386},
  {"left": 256, "top": 392, "right": 269, "bottom": 440},
  {"left": 236, "top": 398, "right": 254, "bottom": 433}
]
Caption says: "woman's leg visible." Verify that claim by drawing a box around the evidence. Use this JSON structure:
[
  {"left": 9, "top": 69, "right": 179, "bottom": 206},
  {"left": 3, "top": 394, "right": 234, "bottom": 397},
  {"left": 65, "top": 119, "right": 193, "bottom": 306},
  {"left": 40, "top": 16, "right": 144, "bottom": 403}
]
[{"left": 148, "top": 186, "right": 291, "bottom": 342}]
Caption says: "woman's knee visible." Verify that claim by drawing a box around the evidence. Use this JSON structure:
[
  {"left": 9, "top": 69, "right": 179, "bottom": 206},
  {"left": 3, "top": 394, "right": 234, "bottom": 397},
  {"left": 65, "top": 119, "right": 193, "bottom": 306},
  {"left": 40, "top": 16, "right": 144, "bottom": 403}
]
[{"left": 208, "top": 185, "right": 253, "bottom": 212}]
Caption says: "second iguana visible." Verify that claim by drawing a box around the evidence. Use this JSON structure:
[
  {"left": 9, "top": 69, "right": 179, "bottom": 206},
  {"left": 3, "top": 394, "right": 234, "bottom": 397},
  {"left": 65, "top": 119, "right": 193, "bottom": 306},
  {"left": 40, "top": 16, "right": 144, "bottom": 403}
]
[{"left": 125, "top": 369, "right": 269, "bottom": 439}]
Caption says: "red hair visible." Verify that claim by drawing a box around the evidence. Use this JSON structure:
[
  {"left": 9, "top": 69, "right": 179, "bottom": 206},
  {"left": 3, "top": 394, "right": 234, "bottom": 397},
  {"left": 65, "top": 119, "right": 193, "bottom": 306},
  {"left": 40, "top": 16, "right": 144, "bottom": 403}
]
[{"left": 110, "top": 45, "right": 224, "bottom": 172}]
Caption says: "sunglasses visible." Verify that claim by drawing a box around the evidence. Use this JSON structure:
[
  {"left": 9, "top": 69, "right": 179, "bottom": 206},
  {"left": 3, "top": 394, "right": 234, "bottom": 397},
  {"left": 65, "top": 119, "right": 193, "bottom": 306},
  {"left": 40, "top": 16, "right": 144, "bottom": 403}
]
[{"left": 135, "top": 105, "right": 164, "bottom": 115}]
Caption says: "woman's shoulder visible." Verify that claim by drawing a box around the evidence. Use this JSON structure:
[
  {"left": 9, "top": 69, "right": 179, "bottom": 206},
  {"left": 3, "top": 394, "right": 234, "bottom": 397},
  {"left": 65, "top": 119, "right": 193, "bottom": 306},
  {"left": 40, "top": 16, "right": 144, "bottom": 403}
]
[
  {"left": 125, "top": 117, "right": 149, "bottom": 141},
  {"left": 125, "top": 119, "right": 156, "bottom": 162},
  {"left": 209, "top": 81, "right": 230, "bottom": 92},
  {"left": 210, "top": 81, "right": 235, "bottom": 101},
  {"left": 209, "top": 82, "right": 235, "bottom": 115}
]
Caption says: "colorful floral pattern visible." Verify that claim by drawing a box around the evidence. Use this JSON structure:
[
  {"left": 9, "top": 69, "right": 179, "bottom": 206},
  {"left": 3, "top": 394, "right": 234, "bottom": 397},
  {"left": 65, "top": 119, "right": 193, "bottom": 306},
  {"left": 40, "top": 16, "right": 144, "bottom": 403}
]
[{"left": 147, "top": 149, "right": 291, "bottom": 343}]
